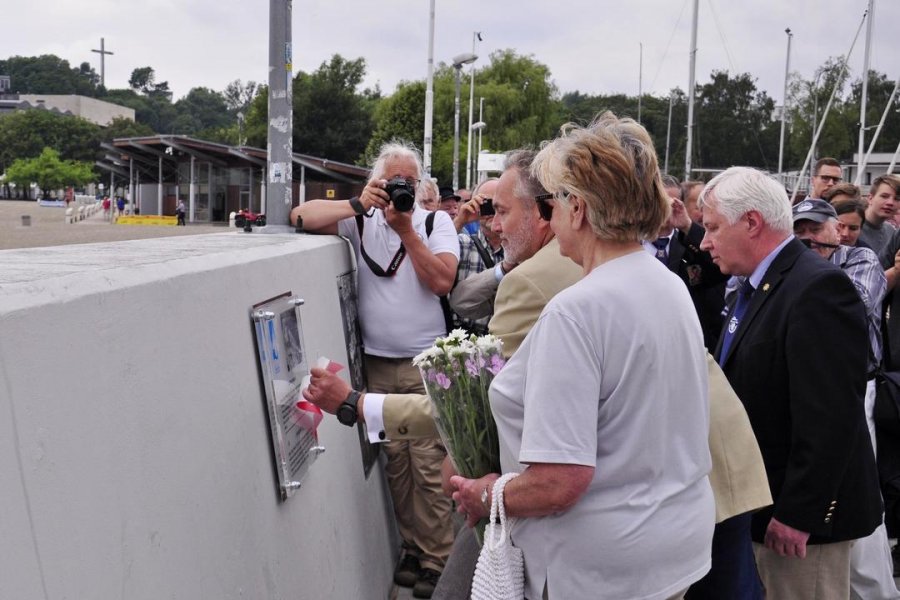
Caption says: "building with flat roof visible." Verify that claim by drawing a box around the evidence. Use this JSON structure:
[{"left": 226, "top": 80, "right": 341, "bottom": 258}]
[{"left": 98, "top": 135, "right": 370, "bottom": 224}]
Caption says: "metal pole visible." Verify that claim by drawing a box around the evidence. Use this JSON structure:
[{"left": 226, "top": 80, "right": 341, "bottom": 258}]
[
  {"left": 638, "top": 42, "right": 643, "bottom": 124},
  {"left": 423, "top": 0, "right": 435, "bottom": 175},
  {"left": 189, "top": 155, "right": 196, "bottom": 223},
  {"left": 859, "top": 77, "right": 900, "bottom": 183},
  {"left": 778, "top": 28, "right": 793, "bottom": 183},
  {"left": 664, "top": 94, "right": 673, "bottom": 174},
  {"left": 796, "top": 10, "right": 867, "bottom": 193},
  {"left": 453, "top": 65, "right": 462, "bottom": 191},
  {"left": 887, "top": 138, "right": 900, "bottom": 175},
  {"left": 685, "top": 0, "right": 699, "bottom": 180},
  {"left": 264, "top": 0, "right": 293, "bottom": 232},
  {"left": 478, "top": 97, "right": 484, "bottom": 182},
  {"left": 465, "top": 32, "right": 481, "bottom": 190},
  {"left": 158, "top": 156, "right": 163, "bottom": 216},
  {"left": 857, "top": 0, "right": 874, "bottom": 182}
]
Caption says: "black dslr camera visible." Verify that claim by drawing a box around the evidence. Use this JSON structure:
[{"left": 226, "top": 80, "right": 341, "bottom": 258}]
[{"left": 384, "top": 177, "right": 416, "bottom": 212}]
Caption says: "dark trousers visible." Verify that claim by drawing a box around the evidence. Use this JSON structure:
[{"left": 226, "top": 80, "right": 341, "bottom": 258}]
[
  {"left": 686, "top": 512, "right": 763, "bottom": 600},
  {"left": 176, "top": 212, "right": 185, "bottom": 226}
]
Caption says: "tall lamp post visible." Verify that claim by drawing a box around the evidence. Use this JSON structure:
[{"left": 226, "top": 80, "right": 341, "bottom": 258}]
[
  {"left": 465, "top": 32, "right": 482, "bottom": 190},
  {"left": 470, "top": 121, "right": 486, "bottom": 185},
  {"left": 778, "top": 28, "right": 793, "bottom": 184},
  {"left": 452, "top": 53, "right": 477, "bottom": 191}
]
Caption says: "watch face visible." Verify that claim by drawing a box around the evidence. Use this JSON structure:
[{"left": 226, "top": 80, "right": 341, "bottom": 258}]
[{"left": 337, "top": 403, "right": 356, "bottom": 426}]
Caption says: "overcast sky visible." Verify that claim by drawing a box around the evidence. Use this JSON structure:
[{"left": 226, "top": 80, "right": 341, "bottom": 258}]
[{"left": 4, "top": 0, "right": 898, "bottom": 107}]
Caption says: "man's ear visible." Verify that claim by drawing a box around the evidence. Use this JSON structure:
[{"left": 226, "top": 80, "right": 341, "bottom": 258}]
[{"left": 745, "top": 210, "right": 765, "bottom": 237}]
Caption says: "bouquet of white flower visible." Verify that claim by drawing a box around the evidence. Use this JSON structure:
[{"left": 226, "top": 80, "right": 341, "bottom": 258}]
[{"left": 413, "top": 329, "right": 504, "bottom": 510}]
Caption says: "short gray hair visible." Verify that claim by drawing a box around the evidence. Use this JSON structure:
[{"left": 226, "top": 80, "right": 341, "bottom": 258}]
[
  {"left": 504, "top": 149, "right": 546, "bottom": 209},
  {"left": 370, "top": 140, "right": 423, "bottom": 183},
  {"left": 699, "top": 167, "right": 792, "bottom": 234}
]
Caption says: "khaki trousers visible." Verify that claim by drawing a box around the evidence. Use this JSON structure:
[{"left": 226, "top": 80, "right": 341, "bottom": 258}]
[
  {"left": 366, "top": 354, "right": 454, "bottom": 572},
  {"left": 753, "top": 540, "right": 852, "bottom": 600}
]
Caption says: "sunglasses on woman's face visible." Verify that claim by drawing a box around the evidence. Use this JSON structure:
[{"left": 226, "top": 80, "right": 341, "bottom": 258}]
[{"left": 534, "top": 193, "right": 555, "bottom": 221}]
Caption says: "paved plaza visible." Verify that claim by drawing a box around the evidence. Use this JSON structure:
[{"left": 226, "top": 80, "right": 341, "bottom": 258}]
[{"left": 0, "top": 199, "right": 227, "bottom": 250}]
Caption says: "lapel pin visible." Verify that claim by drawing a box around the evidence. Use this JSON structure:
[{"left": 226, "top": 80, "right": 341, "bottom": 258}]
[{"left": 762, "top": 283, "right": 770, "bottom": 292}]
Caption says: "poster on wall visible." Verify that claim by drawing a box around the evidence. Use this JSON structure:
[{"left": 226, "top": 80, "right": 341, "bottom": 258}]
[
  {"left": 337, "top": 271, "right": 379, "bottom": 477},
  {"left": 251, "top": 292, "right": 323, "bottom": 501}
]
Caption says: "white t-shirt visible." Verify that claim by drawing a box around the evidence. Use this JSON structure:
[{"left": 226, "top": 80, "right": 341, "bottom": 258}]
[
  {"left": 490, "top": 250, "right": 715, "bottom": 600},
  {"left": 338, "top": 207, "right": 459, "bottom": 357}
]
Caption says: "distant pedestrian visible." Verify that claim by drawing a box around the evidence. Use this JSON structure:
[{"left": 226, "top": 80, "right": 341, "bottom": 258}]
[
  {"left": 176, "top": 200, "right": 186, "bottom": 226},
  {"left": 116, "top": 197, "right": 125, "bottom": 216},
  {"left": 102, "top": 197, "right": 111, "bottom": 218}
]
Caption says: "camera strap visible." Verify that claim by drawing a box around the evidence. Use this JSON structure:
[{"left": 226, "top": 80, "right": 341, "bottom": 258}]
[{"left": 355, "top": 214, "right": 407, "bottom": 277}]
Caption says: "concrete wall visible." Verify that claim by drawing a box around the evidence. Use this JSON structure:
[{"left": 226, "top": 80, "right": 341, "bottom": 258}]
[
  {"left": 0, "top": 233, "right": 399, "bottom": 599},
  {"left": 19, "top": 95, "right": 135, "bottom": 126}
]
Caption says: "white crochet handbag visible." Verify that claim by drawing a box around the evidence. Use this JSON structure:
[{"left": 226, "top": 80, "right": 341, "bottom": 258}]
[{"left": 470, "top": 472, "right": 525, "bottom": 600}]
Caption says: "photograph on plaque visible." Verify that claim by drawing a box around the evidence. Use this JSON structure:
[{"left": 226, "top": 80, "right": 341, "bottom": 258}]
[
  {"left": 251, "top": 292, "right": 322, "bottom": 500},
  {"left": 336, "top": 271, "right": 379, "bottom": 476}
]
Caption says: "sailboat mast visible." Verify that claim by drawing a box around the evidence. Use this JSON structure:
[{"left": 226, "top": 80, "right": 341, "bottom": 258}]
[
  {"left": 856, "top": 0, "right": 874, "bottom": 184},
  {"left": 685, "top": 0, "right": 699, "bottom": 181}
]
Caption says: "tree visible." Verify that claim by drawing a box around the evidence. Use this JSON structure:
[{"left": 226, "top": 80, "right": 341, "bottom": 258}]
[
  {"left": 100, "top": 116, "right": 154, "bottom": 143},
  {"left": 6, "top": 147, "right": 94, "bottom": 198},
  {"left": 367, "top": 50, "right": 562, "bottom": 185},
  {"left": 693, "top": 71, "right": 777, "bottom": 172},
  {"left": 0, "top": 110, "right": 101, "bottom": 174},
  {"left": 128, "top": 66, "right": 171, "bottom": 99},
  {"left": 223, "top": 79, "right": 259, "bottom": 113},
  {"left": 292, "top": 55, "right": 379, "bottom": 163},
  {"left": 0, "top": 55, "right": 100, "bottom": 96},
  {"left": 172, "top": 87, "right": 232, "bottom": 135}
]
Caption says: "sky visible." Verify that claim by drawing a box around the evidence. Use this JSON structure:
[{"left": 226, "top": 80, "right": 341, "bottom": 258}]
[{"left": 3, "top": 0, "right": 899, "bottom": 107}]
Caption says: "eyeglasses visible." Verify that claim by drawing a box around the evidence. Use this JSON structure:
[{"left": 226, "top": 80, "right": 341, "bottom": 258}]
[
  {"left": 534, "top": 191, "right": 569, "bottom": 221},
  {"left": 816, "top": 175, "right": 842, "bottom": 183},
  {"left": 534, "top": 193, "right": 554, "bottom": 221}
]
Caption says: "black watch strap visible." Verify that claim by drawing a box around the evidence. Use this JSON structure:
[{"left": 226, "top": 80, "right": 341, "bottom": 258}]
[
  {"left": 336, "top": 389, "right": 361, "bottom": 426},
  {"left": 349, "top": 196, "right": 366, "bottom": 215}
]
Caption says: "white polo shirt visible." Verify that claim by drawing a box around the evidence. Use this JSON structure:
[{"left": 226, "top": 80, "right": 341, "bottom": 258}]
[{"left": 338, "top": 206, "right": 459, "bottom": 358}]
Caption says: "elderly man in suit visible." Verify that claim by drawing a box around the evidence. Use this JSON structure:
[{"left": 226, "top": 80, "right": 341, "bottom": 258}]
[{"left": 700, "top": 166, "right": 882, "bottom": 599}]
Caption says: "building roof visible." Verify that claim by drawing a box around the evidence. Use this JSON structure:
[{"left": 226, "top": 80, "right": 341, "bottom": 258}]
[{"left": 98, "top": 135, "right": 370, "bottom": 183}]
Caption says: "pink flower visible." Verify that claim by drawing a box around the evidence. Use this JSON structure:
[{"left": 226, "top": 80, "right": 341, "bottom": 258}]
[
  {"left": 465, "top": 358, "right": 479, "bottom": 377},
  {"left": 486, "top": 354, "right": 505, "bottom": 375},
  {"left": 426, "top": 368, "right": 437, "bottom": 383},
  {"left": 435, "top": 372, "right": 452, "bottom": 389}
]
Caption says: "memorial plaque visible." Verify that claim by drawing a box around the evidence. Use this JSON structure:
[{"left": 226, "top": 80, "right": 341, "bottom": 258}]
[
  {"left": 251, "top": 292, "right": 323, "bottom": 500},
  {"left": 337, "top": 271, "right": 379, "bottom": 476}
]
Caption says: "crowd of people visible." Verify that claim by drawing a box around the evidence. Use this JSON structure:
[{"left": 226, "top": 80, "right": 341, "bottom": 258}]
[{"left": 295, "top": 113, "right": 900, "bottom": 600}]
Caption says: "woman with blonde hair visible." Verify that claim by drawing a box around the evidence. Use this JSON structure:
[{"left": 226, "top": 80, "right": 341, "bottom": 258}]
[{"left": 451, "top": 112, "right": 714, "bottom": 599}]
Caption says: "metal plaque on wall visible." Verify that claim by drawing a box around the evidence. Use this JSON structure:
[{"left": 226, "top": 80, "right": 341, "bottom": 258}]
[
  {"left": 251, "top": 292, "right": 323, "bottom": 500},
  {"left": 337, "top": 271, "right": 379, "bottom": 477}
]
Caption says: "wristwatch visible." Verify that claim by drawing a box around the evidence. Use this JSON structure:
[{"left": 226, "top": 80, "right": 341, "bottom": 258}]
[
  {"left": 336, "top": 389, "right": 362, "bottom": 426},
  {"left": 480, "top": 484, "right": 490, "bottom": 509}
]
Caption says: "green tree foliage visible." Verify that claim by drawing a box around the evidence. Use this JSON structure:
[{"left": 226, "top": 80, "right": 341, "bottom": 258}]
[
  {"left": 693, "top": 71, "right": 777, "bottom": 172},
  {"left": 368, "top": 50, "right": 562, "bottom": 185},
  {"left": 292, "top": 55, "right": 379, "bottom": 163},
  {"left": 0, "top": 55, "right": 100, "bottom": 96},
  {"left": 128, "top": 66, "right": 171, "bottom": 98},
  {"left": 104, "top": 88, "right": 178, "bottom": 133},
  {"left": 848, "top": 70, "right": 900, "bottom": 154},
  {"left": 0, "top": 110, "right": 101, "bottom": 173},
  {"left": 6, "top": 147, "right": 94, "bottom": 197},
  {"left": 223, "top": 79, "right": 259, "bottom": 113},
  {"left": 100, "top": 116, "right": 154, "bottom": 143},
  {"left": 171, "top": 87, "right": 232, "bottom": 135}
]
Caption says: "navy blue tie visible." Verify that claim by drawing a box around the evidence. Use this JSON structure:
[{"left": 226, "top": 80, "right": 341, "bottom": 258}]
[
  {"left": 719, "top": 279, "right": 755, "bottom": 365},
  {"left": 652, "top": 237, "right": 669, "bottom": 263}
]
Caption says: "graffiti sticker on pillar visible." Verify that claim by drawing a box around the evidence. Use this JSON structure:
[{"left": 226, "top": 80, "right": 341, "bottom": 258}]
[{"left": 251, "top": 292, "right": 322, "bottom": 501}]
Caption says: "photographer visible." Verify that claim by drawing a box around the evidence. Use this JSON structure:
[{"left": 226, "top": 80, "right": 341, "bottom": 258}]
[{"left": 291, "top": 141, "right": 459, "bottom": 599}]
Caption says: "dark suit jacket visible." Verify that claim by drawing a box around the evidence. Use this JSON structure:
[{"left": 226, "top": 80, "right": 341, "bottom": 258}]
[
  {"left": 666, "top": 223, "right": 728, "bottom": 350},
  {"left": 715, "top": 238, "right": 882, "bottom": 544}
]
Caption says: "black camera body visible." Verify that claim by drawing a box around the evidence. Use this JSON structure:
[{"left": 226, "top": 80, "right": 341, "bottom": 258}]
[
  {"left": 479, "top": 198, "right": 495, "bottom": 217},
  {"left": 384, "top": 177, "right": 416, "bottom": 212}
]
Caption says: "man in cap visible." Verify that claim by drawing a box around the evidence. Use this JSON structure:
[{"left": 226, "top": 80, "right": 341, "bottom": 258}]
[
  {"left": 437, "top": 187, "right": 461, "bottom": 219},
  {"left": 792, "top": 199, "right": 897, "bottom": 599}
]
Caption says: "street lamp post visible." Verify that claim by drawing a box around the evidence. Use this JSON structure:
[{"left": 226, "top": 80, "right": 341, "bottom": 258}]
[
  {"left": 470, "top": 121, "right": 486, "bottom": 184},
  {"left": 452, "top": 53, "right": 477, "bottom": 191},
  {"left": 465, "top": 32, "right": 482, "bottom": 190},
  {"left": 778, "top": 28, "right": 793, "bottom": 184}
]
